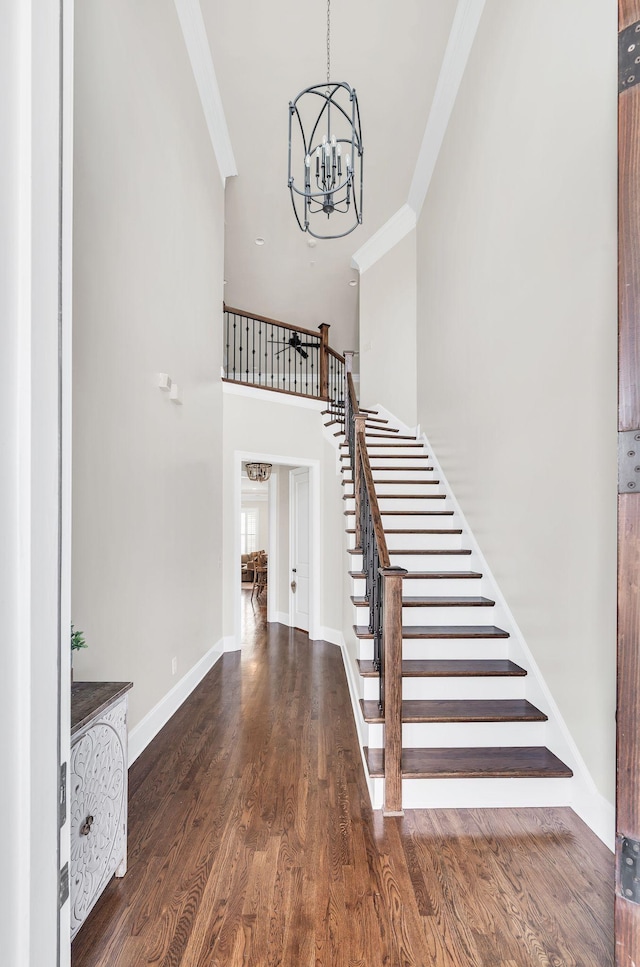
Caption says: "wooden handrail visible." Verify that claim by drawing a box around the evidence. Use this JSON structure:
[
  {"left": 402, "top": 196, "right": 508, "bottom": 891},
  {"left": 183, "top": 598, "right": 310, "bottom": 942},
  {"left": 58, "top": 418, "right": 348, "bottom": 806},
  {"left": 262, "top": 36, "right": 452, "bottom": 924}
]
[
  {"left": 344, "top": 363, "right": 404, "bottom": 814},
  {"left": 347, "top": 371, "right": 359, "bottom": 417},
  {"left": 327, "top": 346, "right": 345, "bottom": 363},
  {"left": 355, "top": 420, "right": 390, "bottom": 568},
  {"left": 223, "top": 304, "right": 323, "bottom": 341}
]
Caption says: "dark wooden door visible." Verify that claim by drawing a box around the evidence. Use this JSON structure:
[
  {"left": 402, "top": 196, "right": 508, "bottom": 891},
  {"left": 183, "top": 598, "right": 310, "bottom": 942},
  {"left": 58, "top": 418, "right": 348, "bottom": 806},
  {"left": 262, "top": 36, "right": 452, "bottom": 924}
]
[{"left": 617, "top": 2, "right": 640, "bottom": 962}]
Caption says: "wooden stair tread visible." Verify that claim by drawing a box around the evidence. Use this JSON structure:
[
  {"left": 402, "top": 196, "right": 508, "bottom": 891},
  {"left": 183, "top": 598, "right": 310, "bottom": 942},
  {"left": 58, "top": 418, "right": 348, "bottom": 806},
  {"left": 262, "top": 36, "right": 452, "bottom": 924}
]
[
  {"left": 323, "top": 406, "right": 377, "bottom": 415},
  {"left": 344, "top": 494, "right": 446, "bottom": 500},
  {"left": 350, "top": 595, "right": 495, "bottom": 607},
  {"left": 342, "top": 466, "right": 435, "bottom": 472},
  {"left": 341, "top": 435, "right": 418, "bottom": 443},
  {"left": 348, "top": 570, "right": 482, "bottom": 579},
  {"left": 357, "top": 658, "right": 525, "bottom": 677},
  {"left": 341, "top": 453, "right": 431, "bottom": 460},
  {"left": 359, "top": 698, "right": 546, "bottom": 724},
  {"left": 343, "top": 478, "right": 440, "bottom": 486},
  {"left": 348, "top": 548, "right": 471, "bottom": 556},
  {"left": 345, "top": 528, "right": 462, "bottom": 535},
  {"left": 340, "top": 453, "right": 431, "bottom": 470},
  {"left": 344, "top": 510, "right": 454, "bottom": 516},
  {"left": 364, "top": 746, "right": 572, "bottom": 779},
  {"left": 340, "top": 442, "right": 428, "bottom": 456},
  {"left": 354, "top": 624, "right": 509, "bottom": 639}
]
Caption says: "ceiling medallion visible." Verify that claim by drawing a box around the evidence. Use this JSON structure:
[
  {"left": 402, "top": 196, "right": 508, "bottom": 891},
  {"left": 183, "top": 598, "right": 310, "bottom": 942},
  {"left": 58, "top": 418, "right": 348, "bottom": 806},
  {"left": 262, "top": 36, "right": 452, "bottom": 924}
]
[
  {"left": 245, "top": 462, "right": 273, "bottom": 482},
  {"left": 287, "top": 0, "right": 363, "bottom": 240}
]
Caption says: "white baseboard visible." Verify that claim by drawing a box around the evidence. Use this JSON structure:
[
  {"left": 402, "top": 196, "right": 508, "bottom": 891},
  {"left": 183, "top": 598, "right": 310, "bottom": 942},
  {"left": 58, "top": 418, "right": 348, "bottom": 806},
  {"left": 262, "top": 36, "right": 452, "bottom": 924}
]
[
  {"left": 223, "top": 634, "right": 239, "bottom": 652},
  {"left": 337, "top": 635, "right": 377, "bottom": 806},
  {"left": 571, "top": 780, "right": 615, "bottom": 851},
  {"left": 128, "top": 638, "right": 225, "bottom": 764},
  {"left": 318, "top": 626, "right": 343, "bottom": 647}
]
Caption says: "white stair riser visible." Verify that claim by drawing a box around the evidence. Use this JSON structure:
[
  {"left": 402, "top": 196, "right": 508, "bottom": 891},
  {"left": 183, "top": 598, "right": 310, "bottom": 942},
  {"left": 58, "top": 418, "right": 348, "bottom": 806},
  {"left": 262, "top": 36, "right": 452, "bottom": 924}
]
[
  {"left": 343, "top": 469, "right": 438, "bottom": 482},
  {"left": 401, "top": 607, "right": 498, "bottom": 626},
  {"left": 352, "top": 605, "right": 497, "bottom": 625},
  {"left": 380, "top": 514, "right": 457, "bottom": 529},
  {"left": 386, "top": 533, "right": 462, "bottom": 550},
  {"left": 402, "top": 639, "right": 510, "bottom": 661},
  {"left": 406, "top": 677, "right": 525, "bottom": 701},
  {"left": 388, "top": 554, "right": 475, "bottom": 571},
  {"left": 357, "top": 639, "right": 510, "bottom": 662},
  {"left": 366, "top": 720, "right": 547, "bottom": 749},
  {"left": 398, "top": 777, "right": 572, "bottom": 811},
  {"left": 353, "top": 447, "right": 425, "bottom": 457},
  {"left": 345, "top": 482, "right": 443, "bottom": 496},
  {"left": 344, "top": 498, "right": 448, "bottom": 511},
  {"left": 362, "top": 676, "right": 526, "bottom": 702},
  {"left": 346, "top": 532, "right": 462, "bottom": 551},
  {"left": 349, "top": 553, "right": 475, "bottom": 571},
  {"left": 352, "top": 584, "right": 484, "bottom": 596}
]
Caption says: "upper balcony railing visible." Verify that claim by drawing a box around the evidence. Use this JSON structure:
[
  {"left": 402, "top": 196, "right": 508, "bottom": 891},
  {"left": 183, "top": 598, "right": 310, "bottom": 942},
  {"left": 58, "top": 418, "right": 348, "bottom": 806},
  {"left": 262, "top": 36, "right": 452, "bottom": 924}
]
[{"left": 223, "top": 305, "right": 345, "bottom": 413}]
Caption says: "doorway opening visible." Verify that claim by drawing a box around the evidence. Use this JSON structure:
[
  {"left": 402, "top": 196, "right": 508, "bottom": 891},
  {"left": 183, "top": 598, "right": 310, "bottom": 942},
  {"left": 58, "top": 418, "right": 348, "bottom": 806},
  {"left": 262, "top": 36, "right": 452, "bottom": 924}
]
[{"left": 234, "top": 452, "right": 320, "bottom": 649}]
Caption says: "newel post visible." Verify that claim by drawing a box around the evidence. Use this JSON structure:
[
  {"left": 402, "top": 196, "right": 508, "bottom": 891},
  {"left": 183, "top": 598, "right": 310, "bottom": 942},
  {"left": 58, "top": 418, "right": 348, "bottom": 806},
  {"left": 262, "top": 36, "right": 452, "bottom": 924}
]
[
  {"left": 318, "top": 323, "right": 330, "bottom": 400},
  {"left": 354, "top": 414, "right": 367, "bottom": 551},
  {"left": 380, "top": 565, "right": 407, "bottom": 816}
]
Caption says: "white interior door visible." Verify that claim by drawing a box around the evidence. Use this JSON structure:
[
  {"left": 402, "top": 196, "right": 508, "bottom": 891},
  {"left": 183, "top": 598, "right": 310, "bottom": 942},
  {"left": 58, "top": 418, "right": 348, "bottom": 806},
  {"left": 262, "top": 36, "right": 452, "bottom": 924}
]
[{"left": 290, "top": 467, "right": 310, "bottom": 632}]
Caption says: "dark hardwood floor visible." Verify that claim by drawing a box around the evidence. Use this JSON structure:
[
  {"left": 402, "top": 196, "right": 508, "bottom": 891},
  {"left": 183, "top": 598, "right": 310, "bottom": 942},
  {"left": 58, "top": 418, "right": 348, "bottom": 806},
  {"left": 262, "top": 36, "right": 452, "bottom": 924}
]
[{"left": 72, "top": 589, "right": 613, "bottom": 966}]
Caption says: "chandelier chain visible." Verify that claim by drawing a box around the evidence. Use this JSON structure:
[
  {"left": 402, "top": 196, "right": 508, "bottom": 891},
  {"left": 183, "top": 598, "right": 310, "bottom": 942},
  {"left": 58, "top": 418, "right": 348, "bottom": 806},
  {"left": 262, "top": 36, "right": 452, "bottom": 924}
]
[{"left": 326, "top": 0, "right": 331, "bottom": 85}]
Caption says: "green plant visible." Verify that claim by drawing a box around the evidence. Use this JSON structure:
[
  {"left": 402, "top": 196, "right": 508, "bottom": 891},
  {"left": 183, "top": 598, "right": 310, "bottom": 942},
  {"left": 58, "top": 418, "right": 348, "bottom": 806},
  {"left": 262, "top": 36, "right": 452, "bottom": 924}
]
[{"left": 71, "top": 624, "right": 87, "bottom": 652}]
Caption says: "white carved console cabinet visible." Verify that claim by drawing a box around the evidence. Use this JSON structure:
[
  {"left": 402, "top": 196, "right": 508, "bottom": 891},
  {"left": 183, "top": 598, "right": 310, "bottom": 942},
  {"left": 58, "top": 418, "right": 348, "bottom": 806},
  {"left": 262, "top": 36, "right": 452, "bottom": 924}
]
[{"left": 70, "top": 681, "right": 133, "bottom": 940}]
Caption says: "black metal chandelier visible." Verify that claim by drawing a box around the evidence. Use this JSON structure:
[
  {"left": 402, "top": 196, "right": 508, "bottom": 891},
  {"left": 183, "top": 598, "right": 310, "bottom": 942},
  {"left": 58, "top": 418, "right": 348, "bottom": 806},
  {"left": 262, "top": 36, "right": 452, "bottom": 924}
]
[{"left": 287, "top": 0, "right": 363, "bottom": 240}]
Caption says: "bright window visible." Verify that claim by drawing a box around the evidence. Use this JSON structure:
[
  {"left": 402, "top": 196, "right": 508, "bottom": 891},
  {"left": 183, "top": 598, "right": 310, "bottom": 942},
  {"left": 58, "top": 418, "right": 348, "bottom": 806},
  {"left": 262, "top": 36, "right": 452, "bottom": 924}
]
[{"left": 241, "top": 509, "right": 257, "bottom": 555}]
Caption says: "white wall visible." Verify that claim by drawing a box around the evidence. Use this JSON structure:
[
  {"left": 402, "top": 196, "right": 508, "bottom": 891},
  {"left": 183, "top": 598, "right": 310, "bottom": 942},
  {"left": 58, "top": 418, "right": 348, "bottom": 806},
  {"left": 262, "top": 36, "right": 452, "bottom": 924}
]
[
  {"left": 359, "top": 230, "right": 417, "bottom": 425},
  {"left": 416, "top": 0, "right": 617, "bottom": 800},
  {"left": 72, "top": 0, "right": 225, "bottom": 730},
  {"left": 222, "top": 388, "right": 344, "bottom": 642}
]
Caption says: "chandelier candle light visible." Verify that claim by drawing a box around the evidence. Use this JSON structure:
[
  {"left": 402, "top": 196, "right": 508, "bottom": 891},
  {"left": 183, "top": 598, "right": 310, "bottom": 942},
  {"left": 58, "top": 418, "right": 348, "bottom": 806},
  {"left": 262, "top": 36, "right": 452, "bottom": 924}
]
[{"left": 288, "top": 0, "right": 363, "bottom": 239}]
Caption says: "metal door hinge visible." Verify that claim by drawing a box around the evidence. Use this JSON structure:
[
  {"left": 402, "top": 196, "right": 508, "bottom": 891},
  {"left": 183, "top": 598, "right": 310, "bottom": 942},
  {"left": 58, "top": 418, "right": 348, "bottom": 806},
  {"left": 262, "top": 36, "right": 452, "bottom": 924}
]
[
  {"left": 620, "top": 21, "right": 640, "bottom": 93},
  {"left": 58, "top": 761, "right": 67, "bottom": 828},
  {"left": 619, "top": 837, "right": 640, "bottom": 903},
  {"left": 618, "top": 430, "right": 640, "bottom": 493},
  {"left": 59, "top": 863, "right": 69, "bottom": 909}
]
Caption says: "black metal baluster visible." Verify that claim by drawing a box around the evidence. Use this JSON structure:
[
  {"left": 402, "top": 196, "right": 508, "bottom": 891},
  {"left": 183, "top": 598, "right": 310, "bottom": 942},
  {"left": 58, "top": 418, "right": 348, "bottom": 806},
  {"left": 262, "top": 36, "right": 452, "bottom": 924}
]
[
  {"left": 258, "top": 321, "right": 262, "bottom": 386},
  {"left": 245, "top": 319, "right": 250, "bottom": 382},
  {"left": 270, "top": 324, "right": 273, "bottom": 386},
  {"left": 251, "top": 316, "right": 255, "bottom": 384},
  {"left": 287, "top": 337, "right": 291, "bottom": 389},
  {"left": 224, "top": 310, "right": 229, "bottom": 378},
  {"left": 233, "top": 313, "right": 237, "bottom": 380},
  {"left": 376, "top": 564, "right": 384, "bottom": 712}
]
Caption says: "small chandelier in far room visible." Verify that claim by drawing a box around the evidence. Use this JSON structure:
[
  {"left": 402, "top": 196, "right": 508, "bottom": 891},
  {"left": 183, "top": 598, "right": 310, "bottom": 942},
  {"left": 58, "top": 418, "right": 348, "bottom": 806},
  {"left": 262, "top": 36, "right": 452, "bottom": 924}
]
[
  {"left": 245, "top": 462, "right": 273, "bottom": 482},
  {"left": 287, "top": 0, "right": 363, "bottom": 240}
]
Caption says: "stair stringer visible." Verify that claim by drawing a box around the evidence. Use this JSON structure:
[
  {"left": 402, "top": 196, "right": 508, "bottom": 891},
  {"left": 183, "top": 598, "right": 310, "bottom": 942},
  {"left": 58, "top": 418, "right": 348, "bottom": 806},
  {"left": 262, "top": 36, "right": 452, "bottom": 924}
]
[{"left": 367, "top": 403, "right": 614, "bottom": 848}]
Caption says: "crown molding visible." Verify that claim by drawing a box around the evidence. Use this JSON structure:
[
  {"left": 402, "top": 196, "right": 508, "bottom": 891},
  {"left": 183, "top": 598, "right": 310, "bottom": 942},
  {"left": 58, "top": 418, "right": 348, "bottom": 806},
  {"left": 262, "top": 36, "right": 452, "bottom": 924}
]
[
  {"left": 408, "top": 0, "right": 486, "bottom": 215},
  {"left": 173, "top": 0, "right": 237, "bottom": 183},
  {"left": 350, "top": 204, "right": 416, "bottom": 274}
]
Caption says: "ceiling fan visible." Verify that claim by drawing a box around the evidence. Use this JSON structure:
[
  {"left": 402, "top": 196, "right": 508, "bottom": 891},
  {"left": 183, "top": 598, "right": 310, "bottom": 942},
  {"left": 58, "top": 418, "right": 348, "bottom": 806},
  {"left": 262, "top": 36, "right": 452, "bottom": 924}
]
[{"left": 271, "top": 332, "right": 318, "bottom": 360}]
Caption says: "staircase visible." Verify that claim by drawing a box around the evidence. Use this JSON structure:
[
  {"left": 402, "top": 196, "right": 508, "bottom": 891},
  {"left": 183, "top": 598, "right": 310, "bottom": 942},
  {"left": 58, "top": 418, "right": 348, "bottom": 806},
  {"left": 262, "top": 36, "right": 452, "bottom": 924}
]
[{"left": 325, "top": 395, "right": 574, "bottom": 814}]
